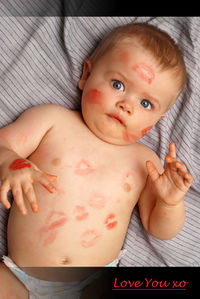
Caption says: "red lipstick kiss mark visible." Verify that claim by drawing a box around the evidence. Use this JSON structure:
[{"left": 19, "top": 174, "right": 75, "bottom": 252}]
[
  {"left": 9, "top": 159, "right": 31, "bottom": 170},
  {"left": 39, "top": 210, "right": 68, "bottom": 246},
  {"left": 73, "top": 205, "right": 89, "bottom": 221},
  {"left": 123, "top": 131, "right": 138, "bottom": 143},
  {"left": 132, "top": 63, "right": 155, "bottom": 84},
  {"left": 84, "top": 89, "right": 104, "bottom": 106},
  {"left": 81, "top": 229, "right": 101, "bottom": 248},
  {"left": 104, "top": 213, "right": 118, "bottom": 230},
  {"left": 119, "top": 51, "right": 130, "bottom": 64},
  {"left": 141, "top": 126, "right": 153, "bottom": 137},
  {"left": 88, "top": 192, "right": 107, "bottom": 209},
  {"left": 123, "top": 171, "right": 135, "bottom": 192},
  {"left": 74, "top": 159, "right": 94, "bottom": 176}
]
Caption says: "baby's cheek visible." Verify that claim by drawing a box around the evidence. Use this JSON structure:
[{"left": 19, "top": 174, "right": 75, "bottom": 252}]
[{"left": 84, "top": 89, "right": 105, "bottom": 106}]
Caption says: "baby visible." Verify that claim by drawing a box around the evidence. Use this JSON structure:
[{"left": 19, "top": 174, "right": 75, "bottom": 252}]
[{"left": 0, "top": 23, "right": 193, "bottom": 298}]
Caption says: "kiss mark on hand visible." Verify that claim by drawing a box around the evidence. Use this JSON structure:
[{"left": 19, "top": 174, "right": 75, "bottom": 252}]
[
  {"left": 39, "top": 210, "right": 68, "bottom": 246},
  {"left": 73, "top": 205, "right": 89, "bottom": 221},
  {"left": 9, "top": 159, "right": 31, "bottom": 170},
  {"left": 88, "top": 192, "right": 107, "bottom": 209},
  {"left": 104, "top": 213, "right": 118, "bottom": 230},
  {"left": 74, "top": 159, "right": 95, "bottom": 176},
  {"left": 132, "top": 63, "right": 155, "bottom": 85}
]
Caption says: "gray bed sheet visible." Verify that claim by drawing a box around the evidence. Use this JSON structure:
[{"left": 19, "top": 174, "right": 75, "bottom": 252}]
[{"left": 0, "top": 13, "right": 199, "bottom": 266}]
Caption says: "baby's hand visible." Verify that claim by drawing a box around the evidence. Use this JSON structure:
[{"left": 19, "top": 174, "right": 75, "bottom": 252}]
[
  {"left": 0, "top": 158, "right": 57, "bottom": 215},
  {"left": 146, "top": 142, "right": 193, "bottom": 206}
]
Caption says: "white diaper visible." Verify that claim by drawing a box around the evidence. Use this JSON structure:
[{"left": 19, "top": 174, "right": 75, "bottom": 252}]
[
  {"left": 2, "top": 250, "right": 127, "bottom": 299},
  {"left": 3, "top": 256, "right": 103, "bottom": 299}
]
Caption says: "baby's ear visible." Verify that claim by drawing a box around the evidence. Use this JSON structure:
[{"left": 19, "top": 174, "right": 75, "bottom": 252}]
[{"left": 78, "top": 60, "right": 92, "bottom": 90}]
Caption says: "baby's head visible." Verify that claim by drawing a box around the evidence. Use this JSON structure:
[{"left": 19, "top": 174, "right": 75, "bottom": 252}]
[{"left": 79, "top": 23, "right": 186, "bottom": 145}]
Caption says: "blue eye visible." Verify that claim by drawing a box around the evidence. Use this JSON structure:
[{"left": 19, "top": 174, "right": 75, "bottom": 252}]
[
  {"left": 112, "top": 80, "right": 125, "bottom": 91},
  {"left": 141, "top": 99, "right": 152, "bottom": 110}
]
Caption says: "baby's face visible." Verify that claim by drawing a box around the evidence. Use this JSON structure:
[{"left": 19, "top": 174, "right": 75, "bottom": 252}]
[{"left": 79, "top": 41, "right": 179, "bottom": 145}]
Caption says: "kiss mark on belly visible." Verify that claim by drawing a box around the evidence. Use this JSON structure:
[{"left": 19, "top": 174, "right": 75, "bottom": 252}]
[
  {"left": 81, "top": 229, "right": 101, "bottom": 248},
  {"left": 39, "top": 210, "right": 68, "bottom": 246},
  {"left": 88, "top": 192, "right": 107, "bottom": 209},
  {"left": 123, "top": 171, "right": 135, "bottom": 192},
  {"left": 104, "top": 213, "right": 118, "bottom": 230},
  {"left": 73, "top": 205, "right": 89, "bottom": 221},
  {"left": 74, "top": 159, "right": 95, "bottom": 176}
]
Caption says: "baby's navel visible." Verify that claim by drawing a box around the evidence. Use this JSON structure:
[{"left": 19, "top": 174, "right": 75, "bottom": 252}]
[{"left": 51, "top": 158, "right": 61, "bottom": 167}]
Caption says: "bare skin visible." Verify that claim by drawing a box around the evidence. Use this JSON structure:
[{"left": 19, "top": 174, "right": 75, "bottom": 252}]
[{"left": 0, "top": 41, "right": 192, "bottom": 294}]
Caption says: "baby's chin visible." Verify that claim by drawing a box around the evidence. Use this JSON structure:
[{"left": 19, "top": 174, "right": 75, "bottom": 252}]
[{"left": 90, "top": 128, "right": 135, "bottom": 146}]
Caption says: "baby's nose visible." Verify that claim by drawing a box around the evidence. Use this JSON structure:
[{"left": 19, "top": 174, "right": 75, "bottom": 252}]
[{"left": 116, "top": 100, "right": 133, "bottom": 115}]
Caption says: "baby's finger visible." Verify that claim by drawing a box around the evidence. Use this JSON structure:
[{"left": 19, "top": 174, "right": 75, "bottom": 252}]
[
  {"left": 176, "top": 161, "right": 188, "bottom": 177},
  {"left": 146, "top": 160, "right": 160, "bottom": 182},
  {"left": 43, "top": 172, "right": 57, "bottom": 182},
  {"left": 22, "top": 182, "right": 39, "bottom": 213},
  {"left": 0, "top": 180, "right": 11, "bottom": 209},
  {"left": 184, "top": 173, "right": 193, "bottom": 187},
  {"left": 168, "top": 142, "right": 176, "bottom": 159},
  {"left": 11, "top": 183, "right": 27, "bottom": 215},
  {"left": 33, "top": 171, "right": 56, "bottom": 193}
]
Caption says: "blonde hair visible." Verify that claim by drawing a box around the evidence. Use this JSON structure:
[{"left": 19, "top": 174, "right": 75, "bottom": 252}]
[{"left": 89, "top": 23, "right": 186, "bottom": 94}]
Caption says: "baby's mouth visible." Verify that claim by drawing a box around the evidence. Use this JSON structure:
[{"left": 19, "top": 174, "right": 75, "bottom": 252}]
[{"left": 107, "top": 114, "right": 126, "bottom": 127}]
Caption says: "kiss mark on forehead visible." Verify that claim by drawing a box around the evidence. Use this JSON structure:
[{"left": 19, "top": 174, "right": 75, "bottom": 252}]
[
  {"left": 119, "top": 50, "right": 130, "bottom": 64},
  {"left": 84, "top": 89, "right": 104, "bottom": 106},
  {"left": 132, "top": 63, "right": 155, "bottom": 84},
  {"left": 81, "top": 229, "right": 101, "bottom": 248},
  {"left": 74, "top": 159, "right": 95, "bottom": 176}
]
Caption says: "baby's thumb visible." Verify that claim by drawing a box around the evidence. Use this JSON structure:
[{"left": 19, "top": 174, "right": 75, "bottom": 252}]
[
  {"left": 146, "top": 160, "right": 159, "bottom": 182},
  {"left": 43, "top": 172, "right": 57, "bottom": 182}
]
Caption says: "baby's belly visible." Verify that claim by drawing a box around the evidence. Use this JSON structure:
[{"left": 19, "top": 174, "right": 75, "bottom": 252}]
[{"left": 7, "top": 180, "right": 133, "bottom": 270}]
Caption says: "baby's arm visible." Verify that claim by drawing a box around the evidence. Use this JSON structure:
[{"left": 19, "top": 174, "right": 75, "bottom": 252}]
[
  {"left": 0, "top": 104, "right": 61, "bottom": 215},
  {"left": 138, "top": 142, "right": 193, "bottom": 240}
]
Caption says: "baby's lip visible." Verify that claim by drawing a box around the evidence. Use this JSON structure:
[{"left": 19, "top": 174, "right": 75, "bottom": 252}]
[{"left": 107, "top": 113, "right": 126, "bottom": 127}]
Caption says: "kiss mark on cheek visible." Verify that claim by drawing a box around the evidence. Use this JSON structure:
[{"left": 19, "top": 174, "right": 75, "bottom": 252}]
[
  {"left": 74, "top": 159, "right": 95, "bottom": 176},
  {"left": 123, "top": 131, "right": 138, "bottom": 143},
  {"left": 9, "top": 159, "right": 31, "bottom": 170},
  {"left": 73, "top": 205, "right": 89, "bottom": 221},
  {"left": 84, "top": 89, "right": 104, "bottom": 106},
  {"left": 104, "top": 213, "right": 118, "bottom": 230},
  {"left": 141, "top": 126, "right": 153, "bottom": 137},
  {"left": 132, "top": 63, "right": 155, "bottom": 84},
  {"left": 123, "top": 171, "right": 135, "bottom": 192},
  {"left": 81, "top": 229, "right": 101, "bottom": 248},
  {"left": 88, "top": 192, "right": 107, "bottom": 209}
]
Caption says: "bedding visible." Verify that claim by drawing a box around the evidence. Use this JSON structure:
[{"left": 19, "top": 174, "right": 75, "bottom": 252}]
[{"left": 0, "top": 4, "right": 199, "bottom": 266}]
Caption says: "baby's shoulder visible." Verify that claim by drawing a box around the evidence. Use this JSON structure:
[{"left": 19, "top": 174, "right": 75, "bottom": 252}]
[{"left": 133, "top": 142, "right": 163, "bottom": 174}]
